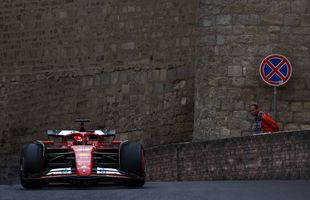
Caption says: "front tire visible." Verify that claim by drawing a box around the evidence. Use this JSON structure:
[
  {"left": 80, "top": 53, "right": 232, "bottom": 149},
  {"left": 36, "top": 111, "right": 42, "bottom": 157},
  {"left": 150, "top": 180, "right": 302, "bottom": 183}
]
[
  {"left": 120, "top": 143, "right": 146, "bottom": 187},
  {"left": 20, "top": 144, "right": 45, "bottom": 189}
]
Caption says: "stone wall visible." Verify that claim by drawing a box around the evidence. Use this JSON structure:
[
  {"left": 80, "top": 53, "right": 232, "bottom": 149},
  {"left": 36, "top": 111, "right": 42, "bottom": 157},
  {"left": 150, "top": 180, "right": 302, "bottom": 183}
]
[
  {"left": 0, "top": 0, "right": 197, "bottom": 183},
  {"left": 146, "top": 130, "right": 310, "bottom": 180},
  {"left": 1, "top": 0, "right": 310, "bottom": 183},
  {"left": 195, "top": 0, "right": 310, "bottom": 140}
]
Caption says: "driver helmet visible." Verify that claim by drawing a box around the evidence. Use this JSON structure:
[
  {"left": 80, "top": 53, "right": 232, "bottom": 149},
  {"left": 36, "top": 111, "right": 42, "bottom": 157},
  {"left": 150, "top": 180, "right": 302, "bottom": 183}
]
[{"left": 73, "top": 135, "right": 83, "bottom": 144}]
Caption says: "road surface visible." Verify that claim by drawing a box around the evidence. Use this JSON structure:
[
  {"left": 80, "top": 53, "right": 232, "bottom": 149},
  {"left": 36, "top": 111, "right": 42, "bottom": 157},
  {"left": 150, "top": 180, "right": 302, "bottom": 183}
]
[{"left": 0, "top": 181, "right": 309, "bottom": 200}]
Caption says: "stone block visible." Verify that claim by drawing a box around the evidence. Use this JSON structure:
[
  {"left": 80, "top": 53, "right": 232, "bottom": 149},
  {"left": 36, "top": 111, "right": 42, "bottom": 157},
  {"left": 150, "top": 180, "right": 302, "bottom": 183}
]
[
  {"left": 130, "top": 95, "right": 139, "bottom": 105},
  {"left": 216, "top": 25, "right": 232, "bottom": 34},
  {"left": 300, "top": 124, "right": 310, "bottom": 130},
  {"left": 160, "top": 69, "right": 167, "bottom": 81},
  {"left": 301, "top": 15, "right": 310, "bottom": 26},
  {"left": 100, "top": 73, "right": 111, "bottom": 85},
  {"left": 291, "top": 102, "right": 303, "bottom": 111},
  {"left": 121, "top": 42, "right": 135, "bottom": 50},
  {"left": 82, "top": 77, "right": 88, "bottom": 87},
  {"left": 238, "top": 34, "right": 255, "bottom": 44},
  {"left": 230, "top": 129, "right": 241, "bottom": 137},
  {"left": 228, "top": 66, "right": 242, "bottom": 77},
  {"left": 227, "top": 88, "right": 242, "bottom": 99},
  {"left": 284, "top": 14, "right": 300, "bottom": 26},
  {"left": 267, "top": 1, "right": 290, "bottom": 14},
  {"left": 203, "top": 16, "right": 215, "bottom": 27},
  {"left": 237, "top": 14, "right": 260, "bottom": 25},
  {"left": 167, "top": 68, "right": 176, "bottom": 80},
  {"left": 233, "top": 111, "right": 248, "bottom": 119},
  {"left": 216, "top": 35, "right": 225, "bottom": 45},
  {"left": 280, "top": 27, "right": 292, "bottom": 34},
  {"left": 111, "top": 72, "right": 119, "bottom": 85},
  {"left": 164, "top": 83, "right": 174, "bottom": 93},
  {"left": 231, "top": 45, "right": 246, "bottom": 56},
  {"left": 94, "top": 75, "right": 101, "bottom": 86},
  {"left": 111, "top": 44, "right": 117, "bottom": 52},
  {"left": 292, "top": 0, "right": 308, "bottom": 14},
  {"left": 201, "top": 34, "right": 216, "bottom": 45},
  {"left": 228, "top": 118, "right": 242, "bottom": 129},
  {"left": 216, "top": 15, "right": 231, "bottom": 25},
  {"left": 140, "top": 71, "right": 147, "bottom": 84},
  {"left": 292, "top": 79, "right": 305, "bottom": 90},
  {"left": 234, "top": 100, "right": 245, "bottom": 110},
  {"left": 151, "top": 70, "right": 160, "bottom": 81},
  {"left": 220, "top": 128, "right": 230, "bottom": 137},
  {"left": 180, "top": 97, "right": 187, "bottom": 105},
  {"left": 107, "top": 96, "right": 116, "bottom": 103},
  {"left": 277, "top": 101, "right": 289, "bottom": 110},
  {"left": 207, "top": 77, "right": 219, "bottom": 87},
  {"left": 304, "top": 102, "right": 310, "bottom": 110},
  {"left": 119, "top": 71, "right": 128, "bottom": 83},
  {"left": 278, "top": 112, "right": 293, "bottom": 123},
  {"left": 240, "top": 120, "right": 251, "bottom": 131},
  {"left": 154, "top": 83, "right": 164, "bottom": 94},
  {"left": 284, "top": 123, "right": 299, "bottom": 130},
  {"left": 261, "top": 14, "right": 283, "bottom": 25},
  {"left": 177, "top": 67, "right": 188, "bottom": 79},
  {"left": 231, "top": 77, "right": 245, "bottom": 87},
  {"left": 181, "top": 38, "right": 190, "bottom": 47},
  {"left": 160, "top": 39, "right": 168, "bottom": 49},
  {"left": 293, "top": 27, "right": 310, "bottom": 34},
  {"left": 126, "top": 70, "right": 135, "bottom": 82},
  {"left": 87, "top": 77, "right": 94, "bottom": 87},
  {"left": 59, "top": 11, "right": 67, "bottom": 18},
  {"left": 268, "top": 26, "right": 281, "bottom": 33},
  {"left": 233, "top": 24, "right": 245, "bottom": 34},
  {"left": 119, "top": 132, "right": 128, "bottom": 140},
  {"left": 128, "top": 5, "right": 135, "bottom": 12},
  {"left": 121, "top": 84, "right": 130, "bottom": 94},
  {"left": 293, "top": 112, "right": 310, "bottom": 123}
]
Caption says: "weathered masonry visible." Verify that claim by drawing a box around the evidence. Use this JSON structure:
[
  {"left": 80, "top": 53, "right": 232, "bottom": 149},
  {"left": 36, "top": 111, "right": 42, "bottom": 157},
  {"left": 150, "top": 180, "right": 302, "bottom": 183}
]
[
  {"left": 0, "top": 0, "right": 309, "bottom": 182},
  {"left": 146, "top": 130, "right": 310, "bottom": 181},
  {"left": 194, "top": 0, "right": 310, "bottom": 140}
]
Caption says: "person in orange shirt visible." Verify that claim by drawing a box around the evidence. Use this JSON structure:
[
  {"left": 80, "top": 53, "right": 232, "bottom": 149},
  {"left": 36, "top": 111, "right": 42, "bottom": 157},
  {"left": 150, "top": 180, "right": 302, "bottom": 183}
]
[{"left": 249, "top": 104, "right": 279, "bottom": 134}]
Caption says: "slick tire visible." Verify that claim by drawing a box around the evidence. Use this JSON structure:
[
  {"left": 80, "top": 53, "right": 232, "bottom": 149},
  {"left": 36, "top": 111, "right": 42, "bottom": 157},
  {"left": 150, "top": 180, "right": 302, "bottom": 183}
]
[
  {"left": 20, "top": 144, "right": 45, "bottom": 189},
  {"left": 120, "top": 143, "right": 146, "bottom": 187}
]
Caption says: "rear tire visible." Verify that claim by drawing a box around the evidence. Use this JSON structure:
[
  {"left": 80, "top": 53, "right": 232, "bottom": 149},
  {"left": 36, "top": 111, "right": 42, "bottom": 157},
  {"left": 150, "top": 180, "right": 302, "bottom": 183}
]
[
  {"left": 120, "top": 143, "right": 146, "bottom": 187},
  {"left": 20, "top": 144, "right": 45, "bottom": 189}
]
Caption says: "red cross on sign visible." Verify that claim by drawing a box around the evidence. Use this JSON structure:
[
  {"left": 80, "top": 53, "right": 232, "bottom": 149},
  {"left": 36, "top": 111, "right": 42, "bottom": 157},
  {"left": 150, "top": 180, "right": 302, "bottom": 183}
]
[{"left": 259, "top": 54, "right": 292, "bottom": 86}]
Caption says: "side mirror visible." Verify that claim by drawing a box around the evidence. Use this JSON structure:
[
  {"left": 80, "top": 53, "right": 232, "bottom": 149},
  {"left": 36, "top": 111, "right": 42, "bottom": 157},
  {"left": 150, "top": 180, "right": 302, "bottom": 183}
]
[
  {"left": 47, "top": 129, "right": 61, "bottom": 136},
  {"left": 105, "top": 129, "right": 116, "bottom": 135},
  {"left": 43, "top": 141, "right": 54, "bottom": 145}
]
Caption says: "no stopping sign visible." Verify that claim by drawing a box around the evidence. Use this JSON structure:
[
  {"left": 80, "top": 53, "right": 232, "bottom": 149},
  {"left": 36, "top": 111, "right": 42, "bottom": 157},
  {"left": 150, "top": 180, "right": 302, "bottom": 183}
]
[{"left": 259, "top": 54, "right": 292, "bottom": 86}]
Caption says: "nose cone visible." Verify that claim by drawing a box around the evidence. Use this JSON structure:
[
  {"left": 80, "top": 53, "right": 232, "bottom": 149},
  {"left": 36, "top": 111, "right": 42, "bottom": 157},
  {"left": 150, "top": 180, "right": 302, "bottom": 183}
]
[{"left": 72, "top": 146, "right": 94, "bottom": 176}]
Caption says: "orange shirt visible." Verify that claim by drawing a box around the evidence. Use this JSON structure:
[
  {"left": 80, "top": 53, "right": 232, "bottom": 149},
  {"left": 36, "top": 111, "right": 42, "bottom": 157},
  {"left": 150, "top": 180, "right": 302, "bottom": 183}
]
[{"left": 261, "top": 112, "right": 279, "bottom": 133}]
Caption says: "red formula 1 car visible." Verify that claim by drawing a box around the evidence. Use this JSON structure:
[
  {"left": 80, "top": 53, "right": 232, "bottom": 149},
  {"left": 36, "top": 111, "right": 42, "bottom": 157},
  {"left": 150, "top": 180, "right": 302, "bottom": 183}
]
[{"left": 20, "top": 119, "right": 146, "bottom": 189}]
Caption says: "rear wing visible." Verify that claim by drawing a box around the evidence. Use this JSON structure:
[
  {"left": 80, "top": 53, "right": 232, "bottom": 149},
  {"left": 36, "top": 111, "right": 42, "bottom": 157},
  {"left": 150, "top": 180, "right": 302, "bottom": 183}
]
[{"left": 47, "top": 129, "right": 116, "bottom": 137}]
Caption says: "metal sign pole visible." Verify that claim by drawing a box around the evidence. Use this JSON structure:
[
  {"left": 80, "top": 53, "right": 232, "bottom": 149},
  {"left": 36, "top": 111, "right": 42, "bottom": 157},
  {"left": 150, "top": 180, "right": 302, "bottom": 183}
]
[
  {"left": 273, "top": 87, "right": 277, "bottom": 121},
  {"left": 260, "top": 54, "right": 292, "bottom": 122}
]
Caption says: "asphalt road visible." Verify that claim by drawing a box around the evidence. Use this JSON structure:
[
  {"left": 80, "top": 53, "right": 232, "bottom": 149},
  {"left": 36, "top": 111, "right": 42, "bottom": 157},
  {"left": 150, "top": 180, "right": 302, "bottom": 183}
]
[{"left": 0, "top": 181, "right": 309, "bottom": 200}]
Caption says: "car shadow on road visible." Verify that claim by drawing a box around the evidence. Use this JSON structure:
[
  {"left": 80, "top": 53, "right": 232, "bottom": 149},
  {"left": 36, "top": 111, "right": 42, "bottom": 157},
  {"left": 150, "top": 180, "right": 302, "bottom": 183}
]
[{"left": 15, "top": 183, "right": 152, "bottom": 191}]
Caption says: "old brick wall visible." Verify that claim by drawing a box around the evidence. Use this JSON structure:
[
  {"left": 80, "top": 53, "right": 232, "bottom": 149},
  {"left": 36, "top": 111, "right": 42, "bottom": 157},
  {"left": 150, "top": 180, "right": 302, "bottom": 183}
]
[
  {"left": 0, "top": 0, "right": 197, "bottom": 183},
  {"left": 195, "top": 0, "right": 310, "bottom": 140},
  {"left": 146, "top": 130, "right": 310, "bottom": 180}
]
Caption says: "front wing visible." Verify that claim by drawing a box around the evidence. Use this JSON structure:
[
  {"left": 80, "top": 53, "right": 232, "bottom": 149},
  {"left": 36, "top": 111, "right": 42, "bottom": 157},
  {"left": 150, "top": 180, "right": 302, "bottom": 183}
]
[{"left": 23, "top": 168, "right": 144, "bottom": 184}]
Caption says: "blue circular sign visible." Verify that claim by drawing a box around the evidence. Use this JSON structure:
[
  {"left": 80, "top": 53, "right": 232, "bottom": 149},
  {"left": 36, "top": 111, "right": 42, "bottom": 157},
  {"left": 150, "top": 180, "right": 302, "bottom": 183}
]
[{"left": 259, "top": 54, "right": 292, "bottom": 86}]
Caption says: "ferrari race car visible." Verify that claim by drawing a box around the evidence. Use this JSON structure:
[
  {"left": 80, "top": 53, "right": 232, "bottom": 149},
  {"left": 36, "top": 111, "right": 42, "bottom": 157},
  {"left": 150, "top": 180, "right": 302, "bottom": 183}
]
[{"left": 20, "top": 119, "right": 146, "bottom": 188}]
